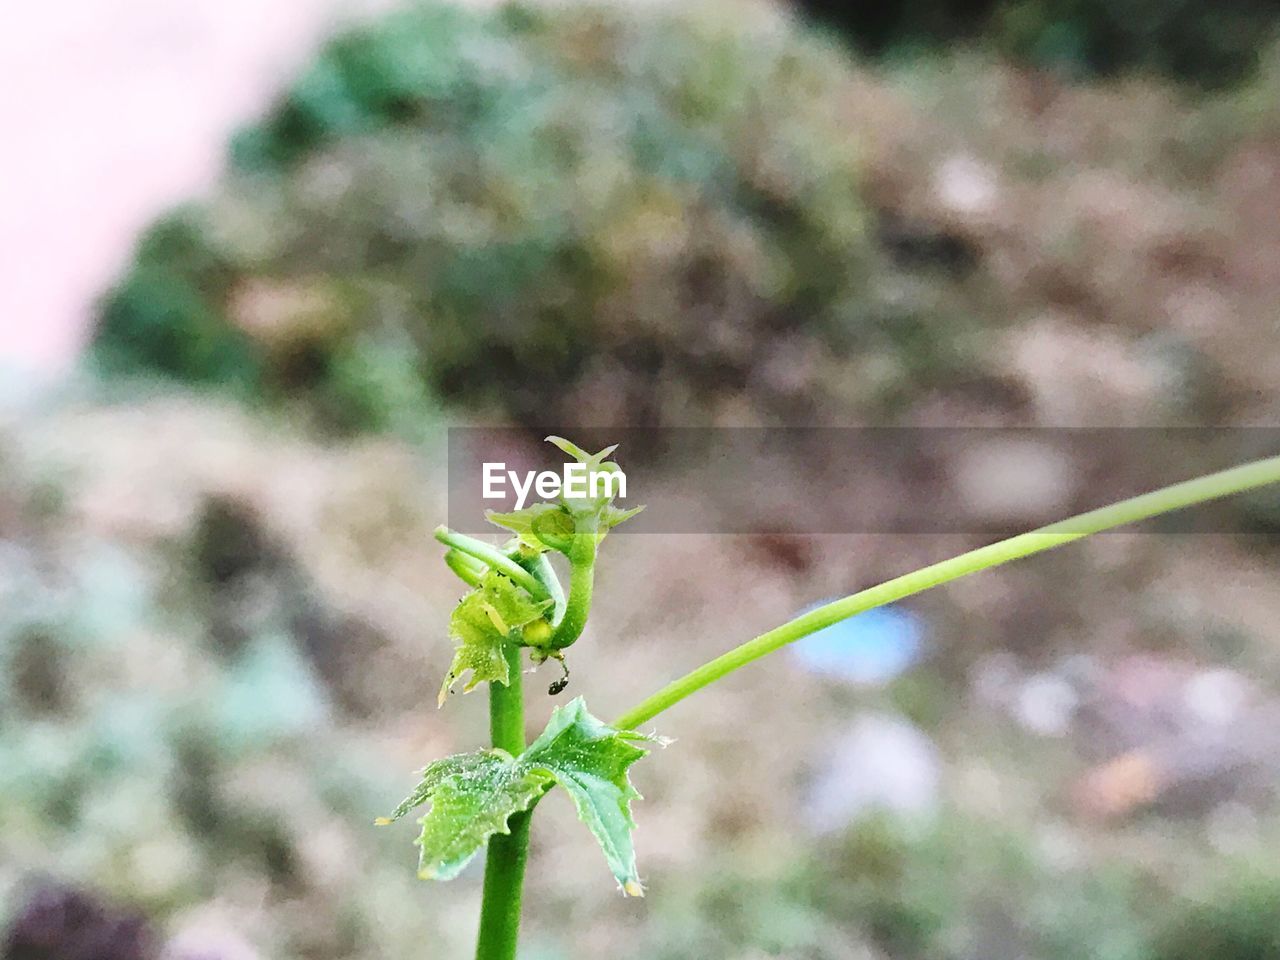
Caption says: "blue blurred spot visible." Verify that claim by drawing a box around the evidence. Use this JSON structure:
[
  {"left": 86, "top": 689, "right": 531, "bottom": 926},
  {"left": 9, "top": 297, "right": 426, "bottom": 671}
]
[
  {"left": 790, "top": 604, "right": 925, "bottom": 684},
  {"left": 215, "top": 633, "right": 329, "bottom": 749}
]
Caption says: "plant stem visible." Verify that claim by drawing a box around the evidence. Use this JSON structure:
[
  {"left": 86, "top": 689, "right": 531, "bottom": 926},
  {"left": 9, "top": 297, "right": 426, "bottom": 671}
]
[
  {"left": 445, "top": 549, "right": 487, "bottom": 588},
  {"left": 435, "top": 526, "right": 550, "bottom": 600},
  {"left": 614, "top": 455, "right": 1280, "bottom": 730},
  {"left": 475, "top": 642, "right": 529, "bottom": 960},
  {"left": 548, "top": 531, "right": 597, "bottom": 649},
  {"left": 529, "top": 553, "right": 567, "bottom": 625}
]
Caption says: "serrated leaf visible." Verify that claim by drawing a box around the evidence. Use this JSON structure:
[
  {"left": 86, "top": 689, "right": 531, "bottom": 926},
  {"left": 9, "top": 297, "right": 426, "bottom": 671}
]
[
  {"left": 522, "top": 697, "right": 659, "bottom": 895},
  {"left": 382, "top": 698, "right": 662, "bottom": 894},
  {"left": 380, "top": 751, "right": 554, "bottom": 880},
  {"left": 439, "top": 598, "right": 509, "bottom": 704},
  {"left": 439, "top": 571, "right": 552, "bottom": 704}
]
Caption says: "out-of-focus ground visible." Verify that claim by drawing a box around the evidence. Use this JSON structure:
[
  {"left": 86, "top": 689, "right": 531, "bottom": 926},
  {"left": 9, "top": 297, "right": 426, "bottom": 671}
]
[{"left": 4, "top": 1, "right": 1280, "bottom": 959}]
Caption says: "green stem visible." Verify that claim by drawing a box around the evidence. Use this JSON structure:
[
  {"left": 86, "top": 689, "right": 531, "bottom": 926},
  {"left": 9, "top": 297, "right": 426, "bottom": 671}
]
[
  {"left": 548, "top": 531, "right": 598, "bottom": 649},
  {"left": 475, "top": 642, "right": 529, "bottom": 960},
  {"left": 445, "top": 549, "right": 487, "bottom": 588},
  {"left": 528, "top": 553, "right": 567, "bottom": 625},
  {"left": 435, "top": 526, "right": 550, "bottom": 601},
  {"left": 614, "top": 455, "right": 1280, "bottom": 730}
]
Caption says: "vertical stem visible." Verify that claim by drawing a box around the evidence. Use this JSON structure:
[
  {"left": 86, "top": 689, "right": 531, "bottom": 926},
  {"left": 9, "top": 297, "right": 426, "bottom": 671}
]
[
  {"left": 475, "top": 643, "right": 529, "bottom": 960},
  {"left": 488, "top": 642, "right": 526, "bottom": 755}
]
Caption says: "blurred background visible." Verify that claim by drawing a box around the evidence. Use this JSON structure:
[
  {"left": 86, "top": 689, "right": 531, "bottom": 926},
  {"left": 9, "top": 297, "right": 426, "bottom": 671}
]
[{"left": 3, "top": 0, "right": 1280, "bottom": 957}]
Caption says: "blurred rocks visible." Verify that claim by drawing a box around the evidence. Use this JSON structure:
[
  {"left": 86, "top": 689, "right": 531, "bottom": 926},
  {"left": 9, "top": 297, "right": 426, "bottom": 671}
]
[
  {"left": 803, "top": 713, "right": 941, "bottom": 832},
  {"left": 3, "top": 886, "right": 154, "bottom": 960},
  {"left": 971, "top": 651, "right": 1280, "bottom": 820},
  {"left": 161, "top": 915, "right": 261, "bottom": 960}
]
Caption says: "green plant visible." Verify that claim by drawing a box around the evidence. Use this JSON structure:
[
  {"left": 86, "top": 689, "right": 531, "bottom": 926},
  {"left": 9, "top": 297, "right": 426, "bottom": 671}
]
[{"left": 383, "top": 436, "right": 1280, "bottom": 960}]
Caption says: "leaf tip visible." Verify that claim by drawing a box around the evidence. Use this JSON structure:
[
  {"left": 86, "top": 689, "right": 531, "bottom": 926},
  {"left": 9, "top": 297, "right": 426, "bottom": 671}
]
[
  {"left": 622, "top": 880, "right": 645, "bottom": 898},
  {"left": 373, "top": 817, "right": 392, "bottom": 826}
]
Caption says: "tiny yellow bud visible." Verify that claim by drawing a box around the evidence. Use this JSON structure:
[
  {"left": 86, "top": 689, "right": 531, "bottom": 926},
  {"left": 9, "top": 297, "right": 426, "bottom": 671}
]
[
  {"left": 522, "top": 619, "right": 553, "bottom": 645},
  {"left": 373, "top": 817, "right": 392, "bottom": 826},
  {"left": 481, "top": 602, "right": 509, "bottom": 635},
  {"left": 622, "top": 880, "right": 645, "bottom": 898}
]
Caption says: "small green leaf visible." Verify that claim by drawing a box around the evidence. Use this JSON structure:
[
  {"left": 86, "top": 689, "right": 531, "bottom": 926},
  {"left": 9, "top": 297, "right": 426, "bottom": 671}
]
[
  {"left": 523, "top": 697, "right": 661, "bottom": 895},
  {"left": 382, "top": 698, "right": 662, "bottom": 894},
  {"left": 379, "top": 751, "right": 554, "bottom": 880},
  {"left": 485, "top": 502, "right": 562, "bottom": 550},
  {"left": 486, "top": 502, "right": 578, "bottom": 553},
  {"left": 439, "top": 599, "right": 509, "bottom": 705},
  {"left": 439, "top": 571, "right": 552, "bottom": 705},
  {"left": 531, "top": 508, "right": 575, "bottom": 551},
  {"left": 544, "top": 435, "right": 596, "bottom": 464},
  {"left": 601, "top": 503, "right": 644, "bottom": 531},
  {"left": 475, "top": 568, "right": 552, "bottom": 630}
]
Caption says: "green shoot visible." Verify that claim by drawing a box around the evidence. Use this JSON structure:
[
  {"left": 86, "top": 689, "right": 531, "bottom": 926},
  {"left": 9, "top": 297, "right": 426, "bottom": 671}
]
[{"left": 380, "top": 440, "right": 1280, "bottom": 960}]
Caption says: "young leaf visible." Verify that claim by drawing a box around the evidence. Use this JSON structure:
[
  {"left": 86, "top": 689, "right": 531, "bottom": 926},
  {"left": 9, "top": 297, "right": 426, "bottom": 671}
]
[
  {"left": 486, "top": 502, "right": 576, "bottom": 553},
  {"left": 475, "top": 568, "right": 552, "bottom": 630},
  {"left": 531, "top": 508, "right": 576, "bottom": 552},
  {"left": 439, "top": 598, "right": 511, "bottom": 705},
  {"left": 546, "top": 436, "right": 621, "bottom": 476},
  {"left": 439, "top": 571, "right": 552, "bottom": 704},
  {"left": 379, "top": 751, "right": 554, "bottom": 880},
  {"left": 544, "top": 435, "right": 596, "bottom": 464},
  {"left": 381, "top": 698, "right": 662, "bottom": 894},
  {"left": 522, "top": 697, "right": 662, "bottom": 896},
  {"left": 485, "top": 502, "right": 563, "bottom": 551},
  {"left": 601, "top": 503, "right": 644, "bottom": 531}
]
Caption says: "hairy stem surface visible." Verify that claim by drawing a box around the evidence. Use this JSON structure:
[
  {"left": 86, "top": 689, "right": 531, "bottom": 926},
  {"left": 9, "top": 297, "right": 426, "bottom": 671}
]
[
  {"left": 615, "top": 455, "right": 1280, "bottom": 730},
  {"left": 474, "top": 643, "right": 529, "bottom": 960}
]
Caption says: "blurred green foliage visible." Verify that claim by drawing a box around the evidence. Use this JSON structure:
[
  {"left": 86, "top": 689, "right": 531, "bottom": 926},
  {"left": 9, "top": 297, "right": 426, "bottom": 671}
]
[
  {"left": 635, "top": 814, "right": 1146, "bottom": 960},
  {"left": 4, "top": 417, "right": 1280, "bottom": 956},
  {"left": 0, "top": 470, "right": 438, "bottom": 958},
  {"left": 93, "top": 1, "right": 989, "bottom": 431},
  {"left": 797, "top": 0, "right": 1279, "bottom": 87},
  {"left": 1154, "top": 876, "right": 1280, "bottom": 960},
  {"left": 629, "top": 814, "right": 1280, "bottom": 960}
]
